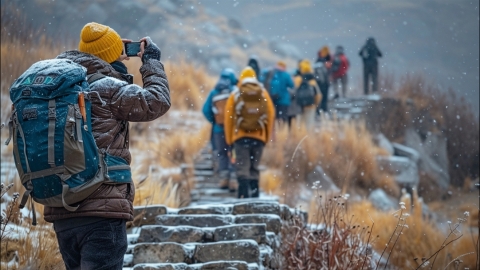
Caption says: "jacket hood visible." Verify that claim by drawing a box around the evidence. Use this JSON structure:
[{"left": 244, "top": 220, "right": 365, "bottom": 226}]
[
  {"left": 220, "top": 68, "right": 238, "bottom": 86},
  {"left": 56, "top": 50, "right": 128, "bottom": 81}
]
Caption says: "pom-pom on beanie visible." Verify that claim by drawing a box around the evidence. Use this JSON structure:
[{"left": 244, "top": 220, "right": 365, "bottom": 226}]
[{"left": 78, "top": 22, "right": 123, "bottom": 63}]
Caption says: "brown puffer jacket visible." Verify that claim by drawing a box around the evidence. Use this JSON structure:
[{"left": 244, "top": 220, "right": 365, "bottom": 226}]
[{"left": 43, "top": 51, "right": 170, "bottom": 222}]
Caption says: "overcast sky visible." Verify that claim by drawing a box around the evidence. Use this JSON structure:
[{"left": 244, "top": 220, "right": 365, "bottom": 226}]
[{"left": 202, "top": 0, "right": 479, "bottom": 113}]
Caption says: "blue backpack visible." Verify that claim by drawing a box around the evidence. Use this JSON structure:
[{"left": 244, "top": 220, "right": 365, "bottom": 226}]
[{"left": 4, "top": 59, "right": 131, "bottom": 225}]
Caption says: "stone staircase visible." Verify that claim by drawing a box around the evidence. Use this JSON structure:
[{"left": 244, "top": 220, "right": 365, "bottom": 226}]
[
  {"left": 327, "top": 94, "right": 381, "bottom": 120},
  {"left": 124, "top": 201, "right": 306, "bottom": 269},
  {"left": 124, "top": 145, "right": 304, "bottom": 269},
  {"left": 188, "top": 145, "right": 276, "bottom": 205}
]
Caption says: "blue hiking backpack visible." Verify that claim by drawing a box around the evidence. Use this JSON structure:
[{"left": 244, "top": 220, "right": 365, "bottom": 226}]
[{"left": 4, "top": 59, "right": 131, "bottom": 225}]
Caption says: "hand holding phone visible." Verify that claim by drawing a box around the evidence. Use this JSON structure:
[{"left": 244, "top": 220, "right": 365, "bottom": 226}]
[{"left": 125, "top": 42, "right": 142, "bottom": 57}]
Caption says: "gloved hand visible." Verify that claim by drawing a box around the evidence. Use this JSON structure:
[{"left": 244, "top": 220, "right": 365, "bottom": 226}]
[{"left": 139, "top": 36, "right": 161, "bottom": 64}]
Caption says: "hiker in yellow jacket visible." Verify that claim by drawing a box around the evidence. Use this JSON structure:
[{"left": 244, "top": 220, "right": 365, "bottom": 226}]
[
  {"left": 293, "top": 59, "right": 321, "bottom": 129},
  {"left": 224, "top": 66, "right": 275, "bottom": 198}
]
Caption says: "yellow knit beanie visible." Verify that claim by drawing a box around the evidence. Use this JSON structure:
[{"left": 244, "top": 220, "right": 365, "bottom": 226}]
[
  {"left": 239, "top": 66, "right": 256, "bottom": 81},
  {"left": 78, "top": 22, "right": 123, "bottom": 63},
  {"left": 299, "top": 59, "right": 312, "bottom": 74}
]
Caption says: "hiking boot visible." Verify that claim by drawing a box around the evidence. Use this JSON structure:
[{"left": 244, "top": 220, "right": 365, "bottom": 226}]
[
  {"left": 218, "top": 179, "right": 229, "bottom": 190},
  {"left": 228, "top": 180, "right": 238, "bottom": 193}
]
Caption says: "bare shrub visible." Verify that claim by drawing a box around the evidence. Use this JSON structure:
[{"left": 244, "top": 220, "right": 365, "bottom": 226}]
[{"left": 278, "top": 192, "right": 374, "bottom": 269}]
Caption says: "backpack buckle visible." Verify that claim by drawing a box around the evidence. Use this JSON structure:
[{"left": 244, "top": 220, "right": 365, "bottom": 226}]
[{"left": 48, "top": 108, "right": 56, "bottom": 120}]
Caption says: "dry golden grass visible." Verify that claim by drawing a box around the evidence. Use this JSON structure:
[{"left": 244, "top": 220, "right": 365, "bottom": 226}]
[
  {"left": 1, "top": 190, "right": 64, "bottom": 270},
  {"left": 124, "top": 58, "right": 215, "bottom": 111},
  {"left": 348, "top": 190, "right": 478, "bottom": 269},
  {"left": 259, "top": 169, "right": 283, "bottom": 195},
  {"left": 262, "top": 118, "right": 398, "bottom": 203}
]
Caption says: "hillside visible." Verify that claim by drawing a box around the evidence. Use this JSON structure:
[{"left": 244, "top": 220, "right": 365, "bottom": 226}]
[{"left": 4, "top": 0, "right": 301, "bottom": 73}]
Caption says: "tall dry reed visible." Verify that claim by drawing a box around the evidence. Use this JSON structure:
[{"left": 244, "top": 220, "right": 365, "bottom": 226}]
[
  {"left": 349, "top": 190, "right": 478, "bottom": 269},
  {"left": 262, "top": 118, "right": 397, "bottom": 205}
]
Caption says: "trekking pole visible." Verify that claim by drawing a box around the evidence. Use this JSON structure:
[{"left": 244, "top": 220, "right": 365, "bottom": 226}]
[{"left": 78, "top": 92, "right": 88, "bottom": 130}]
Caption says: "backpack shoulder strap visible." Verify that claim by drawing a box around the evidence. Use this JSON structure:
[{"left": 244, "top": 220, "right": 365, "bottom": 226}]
[{"left": 87, "top": 73, "right": 106, "bottom": 84}]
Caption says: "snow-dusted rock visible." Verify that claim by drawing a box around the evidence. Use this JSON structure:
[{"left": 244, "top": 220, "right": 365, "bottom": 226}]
[
  {"left": 132, "top": 263, "right": 189, "bottom": 270},
  {"left": 377, "top": 155, "right": 419, "bottom": 189},
  {"left": 193, "top": 240, "right": 260, "bottom": 264},
  {"left": 156, "top": 214, "right": 233, "bottom": 227},
  {"left": 306, "top": 165, "right": 340, "bottom": 193},
  {"left": 213, "top": 224, "right": 266, "bottom": 244},
  {"left": 232, "top": 202, "right": 281, "bottom": 216},
  {"left": 368, "top": 188, "right": 398, "bottom": 212},
  {"left": 138, "top": 225, "right": 205, "bottom": 244},
  {"left": 178, "top": 205, "right": 232, "bottom": 215},
  {"left": 133, "top": 205, "right": 168, "bottom": 226},
  {"left": 392, "top": 142, "right": 420, "bottom": 164},
  {"left": 234, "top": 214, "right": 282, "bottom": 234},
  {"left": 374, "top": 133, "right": 395, "bottom": 155},
  {"left": 403, "top": 128, "right": 449, "bottom": 191},
  {"left": 133, "top": 243, "right": 193, "bottom": 265}
]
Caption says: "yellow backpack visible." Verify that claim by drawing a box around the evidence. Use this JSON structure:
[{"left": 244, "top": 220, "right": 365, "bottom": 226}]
[{"left": 234, "top": 83, "right": 268, "bottom": 132}]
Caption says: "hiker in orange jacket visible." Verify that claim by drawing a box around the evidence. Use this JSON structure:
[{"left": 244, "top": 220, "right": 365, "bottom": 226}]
[{"left": 224, "top": 66, "right": 275, "bottom": 198}]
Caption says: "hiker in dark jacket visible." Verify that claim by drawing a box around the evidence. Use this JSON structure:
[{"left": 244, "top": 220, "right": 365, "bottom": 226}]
[
  {"left": 294, "top": 60, "right": 321, "bottom": 130},
  {"left": 247, "top": 55, "right": 261, "bottom": 79},
  {"left": 202, "top": 69, "right": 238, "bottom": 191},
  {"left": 47, "top": 22, "right": 170, "bottom": 270},
  {"left": 314, "top": 47, "right": 331, "bottom": 114},
  {"left": 359, "top": 37, "right": 382, "bottom": 94}
]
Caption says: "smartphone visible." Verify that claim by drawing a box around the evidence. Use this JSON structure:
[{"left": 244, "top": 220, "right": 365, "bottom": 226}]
[{"left": 124, "top": 42, "right": 141, "bottom": 57}]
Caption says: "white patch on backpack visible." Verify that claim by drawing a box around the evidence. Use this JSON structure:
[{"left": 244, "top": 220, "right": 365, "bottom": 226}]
[
  {"left": 33, "top": 76, "right": 45, "bottom": 84},
  {"left": 21, "top": 88, "right": 32, "bottom": 96},
  {"left": 23, "top": 107, "right": 38, "bottom": 121}
]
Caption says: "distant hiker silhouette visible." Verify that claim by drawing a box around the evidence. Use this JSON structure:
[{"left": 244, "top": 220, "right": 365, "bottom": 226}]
[
  {"left": 294, "top": 59, "right": 321, "bottom": 130},
  {"left": 247, "top": 55, "right": 261, "bottom": 79},
  {"left": 359, "top": 37, "right": 382, "bottom": 94},
  {"left": 261, "top": 61, "right": 294, "bottom": 124},
  {"left": 331, "top": 45, "right": 350, "bottom": 99},
  {"left": 314, "top": 46, "right": 332, "bottom": 114}
]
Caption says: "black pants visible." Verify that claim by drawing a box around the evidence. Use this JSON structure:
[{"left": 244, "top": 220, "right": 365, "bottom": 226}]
[
  {"left": 363, "top": 63, "right": 378, "bottom": 94},
  {"left": 317, "top": 83, "right": 329, "bottom": 114},
  {"left": 234, "top": 138, "right": 265, "bottom": 198},
  {"left": 54, "top": 218, "right": 127, "bottom": 270},
  {"left": 212, "top": 132, "right": 231, "bottom": 179}
]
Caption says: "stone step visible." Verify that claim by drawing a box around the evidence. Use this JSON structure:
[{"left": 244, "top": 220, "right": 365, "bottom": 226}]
[
  {"left": 132, "top": 240, "right": 260, "bottom": 265},
  {"left": 130, "top": 261, "right": 260, "bottom": 270},
  {"left": 154, "top": 214, "right": 282, "bottom": 234},
  {"left": 194, "top": 162, "right": 213, "bottom": 171},
  {"left": 195, "top": 188, "right": 234, "bottom": 197},
  {"left": 193, "top": 170, "right": 214, "bottom": 176},
  {"left": 194, "top": 182, "right": 221, "bottom": 189},
  {"left": 137, "top": 223, "right": 267, "bottom": 244}
]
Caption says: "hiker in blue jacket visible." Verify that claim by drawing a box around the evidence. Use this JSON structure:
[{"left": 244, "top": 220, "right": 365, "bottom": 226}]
[
  {"left": 261, "top": 61, "right": 294, "bottom": 124},
  {"left": 202, "top": 69, "right": 238, "bottom": 191}
]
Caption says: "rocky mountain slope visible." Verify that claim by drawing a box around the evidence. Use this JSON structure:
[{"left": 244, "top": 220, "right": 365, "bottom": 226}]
[{"left": 7, "top": 0, "right": 301, "bottom": 74}]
